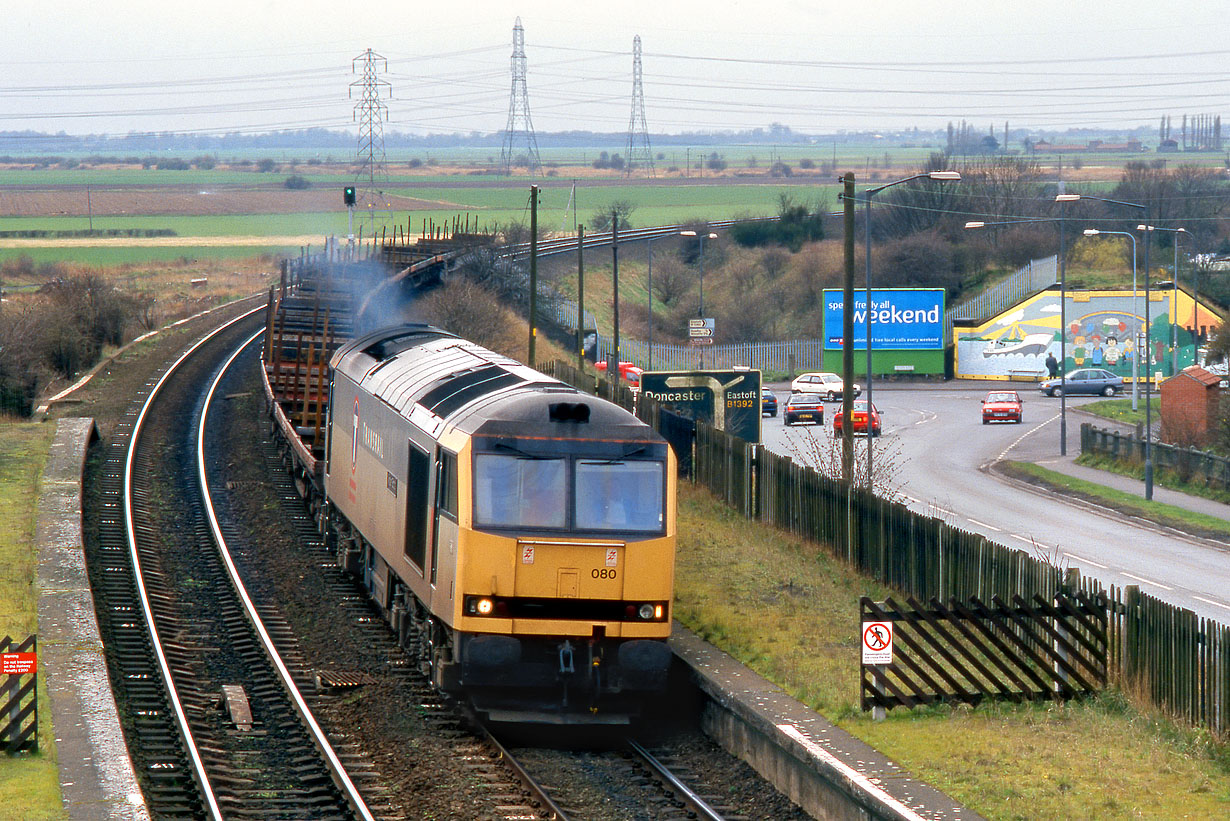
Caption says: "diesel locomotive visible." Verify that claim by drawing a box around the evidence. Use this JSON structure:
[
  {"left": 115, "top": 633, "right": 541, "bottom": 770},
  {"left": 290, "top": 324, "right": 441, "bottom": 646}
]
[{"left": 318, "top": 324, "right": 677, "bottom": 723}]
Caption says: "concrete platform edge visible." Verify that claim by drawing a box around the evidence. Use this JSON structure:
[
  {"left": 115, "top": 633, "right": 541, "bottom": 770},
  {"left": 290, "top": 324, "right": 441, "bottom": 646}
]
[
  {"left": 36, "top": 417, "right": 150, "bottom": 821},
  {"left": 671, "top": 624, "right": 982, "bottom": 821}
]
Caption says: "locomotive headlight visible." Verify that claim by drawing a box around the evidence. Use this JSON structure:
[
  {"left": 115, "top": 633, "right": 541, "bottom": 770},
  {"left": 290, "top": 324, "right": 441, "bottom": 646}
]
[
  {"left": 638, "top": 603, "right": 656, "bottom": 620},
  {"left": 466, "top": 596, "right": 495, "bottom": 616}
]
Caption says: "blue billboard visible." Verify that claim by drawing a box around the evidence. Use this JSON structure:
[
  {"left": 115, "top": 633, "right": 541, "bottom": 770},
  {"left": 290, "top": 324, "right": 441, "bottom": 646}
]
[{"left": 823, "top": 288, "right": 945, "bottom": 350}]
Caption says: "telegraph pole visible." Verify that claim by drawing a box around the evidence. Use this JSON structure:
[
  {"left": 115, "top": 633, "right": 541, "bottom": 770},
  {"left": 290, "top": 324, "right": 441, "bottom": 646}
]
[
  {"left": 611, "top": 213, "right": 621, "bottom": 380},
  {"left": 576, "top": 225, "right": 585, "bottom": 372},
  {"left": 528, "top": 185, "right": 538, "bottom": 367},
  {"left": 841, "top": 173, "right": 856, "bottom": 483}
]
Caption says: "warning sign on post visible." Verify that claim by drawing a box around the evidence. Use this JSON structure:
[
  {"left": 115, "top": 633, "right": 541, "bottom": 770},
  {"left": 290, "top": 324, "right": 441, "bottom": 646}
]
[
  {"left": 1, "top": 652, "right": 37, "bottom": 675},
  {"left": 861, "top": 621, "right": 893, "bottom": 665}
]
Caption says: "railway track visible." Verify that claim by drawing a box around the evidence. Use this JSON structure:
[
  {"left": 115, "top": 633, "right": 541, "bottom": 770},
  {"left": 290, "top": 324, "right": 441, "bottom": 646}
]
[
  {"left": 89, "top": 308, "right": 380, "bottom": 819},
  {"left": 492, "top": 732, "right": 748, "bottom": 821},
  {"left": 84, "top": 295, "right": 810, "bottom": 818}
]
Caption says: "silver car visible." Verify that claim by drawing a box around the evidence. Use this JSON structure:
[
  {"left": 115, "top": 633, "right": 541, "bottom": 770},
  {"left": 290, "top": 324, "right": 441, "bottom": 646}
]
[{"left": 1039, "top": 368, "right": 1124, "bottom": 397}]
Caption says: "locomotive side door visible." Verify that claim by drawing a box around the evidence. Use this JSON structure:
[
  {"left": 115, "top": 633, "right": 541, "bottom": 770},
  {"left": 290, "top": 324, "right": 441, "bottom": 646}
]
[{"left": 431, "top": 449, "right": 459, "bottom": 610}]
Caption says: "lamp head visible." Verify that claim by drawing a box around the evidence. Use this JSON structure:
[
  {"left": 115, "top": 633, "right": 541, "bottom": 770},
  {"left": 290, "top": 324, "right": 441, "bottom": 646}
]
[
  {"left": 1083, "top": 229, "right": 1100, "bottom": 236},
  {"left": 1137, "top": 224, "right": 1151, "bottom": 231},
  {"left": 928, "top": 171, "right": 961, "bottom": 181},
  {"left": 1055, "top": 194, "right": 1082, "bottom": 202},
  {"left": 679, "top": 230, "right": 697, "bottom": 237},
  {"left": 964, "top": 221, "right": 985, "bottom": 229}
]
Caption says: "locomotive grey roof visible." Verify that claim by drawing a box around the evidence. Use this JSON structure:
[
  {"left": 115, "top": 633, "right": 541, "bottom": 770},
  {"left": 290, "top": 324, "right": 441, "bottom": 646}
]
[{"left": 331, "top": 324, "right": 654, "bottom": 439}]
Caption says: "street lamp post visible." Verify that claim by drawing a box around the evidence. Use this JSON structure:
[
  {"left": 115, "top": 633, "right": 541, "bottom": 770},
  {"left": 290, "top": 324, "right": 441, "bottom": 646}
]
[
  {"left": 1084, "top": 228, "right": 1153, "bottom": 500},
  {"left": 1142, "top": 226, "right": 1188, "bottom": 374},
  {"left": 1052, "top": 195, "right": 1146, "bottom": 455},
  {"left": 856, "top": 171, "right": 960, "bottom": 486},
  {"left": 680, "top": 229, "right": 717, "bottom": 368},
  {"left": 1136, "top": 224, "right": 1164, "bottom": 501}
]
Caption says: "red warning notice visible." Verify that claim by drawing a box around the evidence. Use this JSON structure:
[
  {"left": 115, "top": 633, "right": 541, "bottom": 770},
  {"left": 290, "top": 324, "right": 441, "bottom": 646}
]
[{"left": 1, "top": 653, "right": 36, "bottom": 675}]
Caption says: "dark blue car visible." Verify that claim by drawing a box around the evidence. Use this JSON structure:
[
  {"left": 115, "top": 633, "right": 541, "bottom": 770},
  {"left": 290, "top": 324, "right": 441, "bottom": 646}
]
[{"left": 761, "top": 387, "right": 778, "bottom": 417}]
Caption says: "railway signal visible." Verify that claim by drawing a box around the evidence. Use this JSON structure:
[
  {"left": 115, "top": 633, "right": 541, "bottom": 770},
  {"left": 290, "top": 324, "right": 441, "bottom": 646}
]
[{"left": 344, "top": 187, "right": 356, "bottom": 243}]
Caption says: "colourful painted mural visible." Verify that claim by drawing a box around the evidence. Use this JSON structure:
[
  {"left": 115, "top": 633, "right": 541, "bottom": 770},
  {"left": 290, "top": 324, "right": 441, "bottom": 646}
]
[{"left": 954, "top": 287, "right": 1220, "bottom": 381}]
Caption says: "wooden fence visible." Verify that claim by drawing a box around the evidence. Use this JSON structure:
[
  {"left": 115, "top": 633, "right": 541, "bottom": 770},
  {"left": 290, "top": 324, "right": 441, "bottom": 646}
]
[
  {"left": 861, "top": 592, "right": 1108, "bottom": 713},
  {"left": 0, "top": 635, "right": 37, "bottom": 754},
  {"left": 545, "top": 361, "right": 1230, "bottom": 736},
  {"left": 1082, "top": 422, "right": 1230, "bottom": 492}
]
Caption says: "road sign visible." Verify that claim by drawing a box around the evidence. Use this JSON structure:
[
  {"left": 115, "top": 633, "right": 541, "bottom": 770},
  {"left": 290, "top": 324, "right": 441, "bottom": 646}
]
[
  {"left": 688, "top": 338, "right": 713, "bottom": 346},
  {"left": 640, "top": 369, "right": 761, "bottom": 443},
  {"left": 861, "top": 622, "right": 893, "bottom": 665},
  {"left": 688, "top": 327, "right": 713, "bottom": 338}
]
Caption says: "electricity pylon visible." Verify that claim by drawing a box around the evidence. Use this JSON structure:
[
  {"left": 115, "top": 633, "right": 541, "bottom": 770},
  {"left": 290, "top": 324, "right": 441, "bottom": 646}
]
[
  {"left": 625, "top": 35, "right": 654, "bottom": 177},
  {"left": 500, "top": 17, "right": 542, "bottom": 176},
  {"left": 350, "top": 48, "right": 394, "bottom": 235}
]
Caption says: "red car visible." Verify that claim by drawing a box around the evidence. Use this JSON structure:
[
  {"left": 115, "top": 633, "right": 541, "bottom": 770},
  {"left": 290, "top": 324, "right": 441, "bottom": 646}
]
[
  {"left": 832, "top": 400, "right": 881, "bottom": 437},
  {"left": 595, "top": 360, "right": 643, "bottom": 387},
  {"left": 981, "top": 390, "right": 1023, "bottom": 424}
]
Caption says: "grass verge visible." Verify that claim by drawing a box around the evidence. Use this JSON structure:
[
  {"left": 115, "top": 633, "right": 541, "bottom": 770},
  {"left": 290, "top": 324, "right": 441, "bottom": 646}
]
[
  {"left": 0, "top": 420, "right": 65, "bottom": 819},
  {"left": 999, "top": 460, "right": 1230, "bottom": 542},
  {"left": 1075, "top": 452, "right": 1230, "bottom": 507},
  {"left": 674, "top": 482, "right": 1230, "bottom": 820},
  {"left": 1077, "top": 396, "right": 1160, "bottom": 426}
]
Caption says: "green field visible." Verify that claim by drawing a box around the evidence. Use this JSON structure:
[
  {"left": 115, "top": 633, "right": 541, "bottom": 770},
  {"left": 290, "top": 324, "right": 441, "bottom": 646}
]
[
  {"left": 0, "top": 178, "right": 839, "bottom": 266},
  {"left": 0, "top": 421, "right": 64, "bottom": 820}
]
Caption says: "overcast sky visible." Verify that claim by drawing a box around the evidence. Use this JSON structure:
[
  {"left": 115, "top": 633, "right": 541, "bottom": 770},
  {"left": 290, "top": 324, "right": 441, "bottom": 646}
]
[{"left": 4, "top": 1, "right": 1229, "bottom": 138}]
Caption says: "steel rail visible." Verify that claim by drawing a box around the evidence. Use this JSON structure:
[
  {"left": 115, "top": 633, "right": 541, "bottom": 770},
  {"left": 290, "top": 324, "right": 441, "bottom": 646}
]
[
  {"left": 499, "top": 216, "right": 769, "bottom": 261},
  {"left": 122, "top": 306, "right": 266, "bottom": 821},
  {"left": 197, "top": 328, "right": 377, "bottom": 821},
  {"left": 628, "top": 739, "right": 728, "bottom": 821},
  {"left": 479, "top": 725, "right": 571, "bottom": 821}
]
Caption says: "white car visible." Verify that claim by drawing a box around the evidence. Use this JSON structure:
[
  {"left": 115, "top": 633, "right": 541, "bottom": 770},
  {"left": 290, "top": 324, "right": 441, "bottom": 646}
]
[{"left": 790, "top": 372, "right": 861, "bottom": 401}]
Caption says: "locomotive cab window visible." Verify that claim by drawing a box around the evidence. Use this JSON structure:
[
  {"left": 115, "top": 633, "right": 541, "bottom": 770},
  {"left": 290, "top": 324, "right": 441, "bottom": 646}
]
[
  {"left": 474, "top": 454, "right": 567, "bottom": 529},
  {"left": 575, "top": 460, "right": 664, "bottom": 532},
  {"left": 436, "top": 450, "right": 458, "bottom": 519}
]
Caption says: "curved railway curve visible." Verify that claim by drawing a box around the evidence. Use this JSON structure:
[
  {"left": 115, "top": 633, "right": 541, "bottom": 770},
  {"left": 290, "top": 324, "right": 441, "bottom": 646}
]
[{"left": 89, "top": 307, "right": 381, "bottom": 819}]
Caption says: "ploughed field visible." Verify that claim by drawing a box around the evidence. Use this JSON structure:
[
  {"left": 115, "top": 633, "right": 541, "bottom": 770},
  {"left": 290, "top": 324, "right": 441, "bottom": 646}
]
[{"left": 0, "top": 184, "right": 463, "bottom": 217}]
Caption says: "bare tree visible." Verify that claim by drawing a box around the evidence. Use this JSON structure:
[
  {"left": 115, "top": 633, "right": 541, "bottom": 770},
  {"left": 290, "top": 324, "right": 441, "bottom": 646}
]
[
  {"left": 648, "top": 255, "right": 690, "bottom": 306},
  {"left": 780, "top": 425, "right": 909, "bottom": 502}
]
